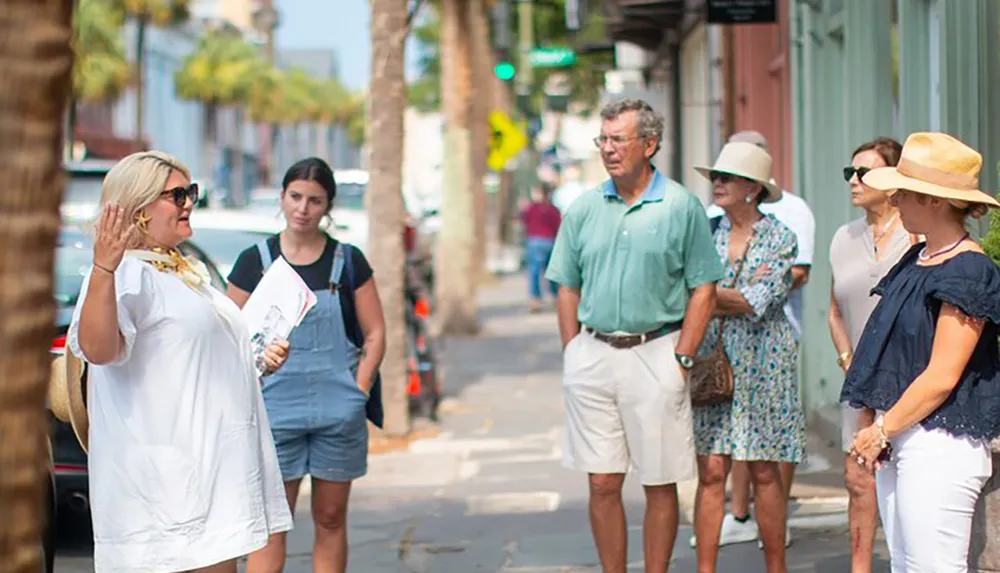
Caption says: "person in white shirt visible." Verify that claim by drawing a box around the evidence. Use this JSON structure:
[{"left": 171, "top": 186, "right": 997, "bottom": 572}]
[
  {"left": 69, "top": 151, "right": 293, "bottom": 573},
  {"left": 551, "top": 162, "right": 588, "bottom": 215},
  {"left": 695, "top": 131, "right": 816, "bottom": 549}
]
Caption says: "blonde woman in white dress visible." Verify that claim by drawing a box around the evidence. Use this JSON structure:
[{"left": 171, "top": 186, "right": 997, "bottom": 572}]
[{"left": 69, "top": 151, "right": 293, "bottom": 572}]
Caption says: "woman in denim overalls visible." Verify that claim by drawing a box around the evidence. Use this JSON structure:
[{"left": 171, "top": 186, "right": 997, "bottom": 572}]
[{"left": 227, "top": 158, "right": 386, "bottom": 573}]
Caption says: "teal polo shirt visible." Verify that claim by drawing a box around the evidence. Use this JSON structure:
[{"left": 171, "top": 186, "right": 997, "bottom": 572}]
[{"left": 545, "top": 169, "right": 724, "bottom": 334}]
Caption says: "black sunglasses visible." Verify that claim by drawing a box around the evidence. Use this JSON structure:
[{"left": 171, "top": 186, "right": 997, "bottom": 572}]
[
  {"left": 843, "top": 166, "right": 871, "bottom": 182},
  {"left": 709, "top": 171, "right": 747, "bottom": 184},
  {"left": 161, "top": 183, "right": 200, "bottom": 207}
]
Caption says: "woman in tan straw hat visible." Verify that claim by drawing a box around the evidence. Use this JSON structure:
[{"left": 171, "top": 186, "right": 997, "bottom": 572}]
[
  {"left": 68, "top": 151, "right": 294, "bottom": 573},
  {"left": 690, "top": 141, "right": 805, "bottom": 573},
  {"left": 841, "top": 132, "right": 1000, "bottom": 572}
]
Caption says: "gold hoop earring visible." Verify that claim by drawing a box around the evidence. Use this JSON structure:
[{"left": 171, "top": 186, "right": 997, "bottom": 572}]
[{"left": 135, "top": 210, "right": 151, "bottom": 232}]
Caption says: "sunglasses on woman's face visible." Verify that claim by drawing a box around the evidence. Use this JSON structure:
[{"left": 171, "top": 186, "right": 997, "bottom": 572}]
[
  {"left": 161, "top": 183, "right": 200, "bottom": 207},
  {"left": 843, "top": 166, "right": 871, "bottom": 182},
  {"left": 710, "top": 171, "right": 741, "bottom": 184}
]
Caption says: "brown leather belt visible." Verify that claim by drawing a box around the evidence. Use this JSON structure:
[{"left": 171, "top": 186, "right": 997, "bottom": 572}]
[{"left": 584, "top": 322, "right": 682, "bottom": 349}]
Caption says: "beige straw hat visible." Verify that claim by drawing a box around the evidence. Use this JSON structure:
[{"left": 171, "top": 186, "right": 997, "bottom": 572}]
[
  {"left": 695, "top": 141, "right": 782, "bottom": 202},
  {"left": 47, "top": 350, "right": 89, "bottom": 453},
  {"left": 862, "top": 132, "right": 1000, "bottom": 208}
]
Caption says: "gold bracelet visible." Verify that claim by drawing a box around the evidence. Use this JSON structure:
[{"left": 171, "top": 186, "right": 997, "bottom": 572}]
[
  {"left": 875, "top": 414, "right": 890, "bottom": 447},
  {"left": 836, "top": 351, "right": 852, "bottom": 367}
]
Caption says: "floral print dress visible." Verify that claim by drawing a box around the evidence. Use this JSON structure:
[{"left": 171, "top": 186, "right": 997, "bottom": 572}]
[{"left": 693, "top": 214, "right": 806, "bottom": 463}]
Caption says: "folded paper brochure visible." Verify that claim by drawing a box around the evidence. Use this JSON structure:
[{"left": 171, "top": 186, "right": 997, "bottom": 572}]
[{"left": 242, "top": 256, "right": 317, "bottom": 377}]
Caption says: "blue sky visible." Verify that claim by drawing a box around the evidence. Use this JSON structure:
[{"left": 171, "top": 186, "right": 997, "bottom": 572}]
[{"left": 275, "top": 0, "right": 419, "bottom": 91}]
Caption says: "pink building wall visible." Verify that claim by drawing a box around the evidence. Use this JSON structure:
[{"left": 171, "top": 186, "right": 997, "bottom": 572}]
[{"left": 730, "top": 0, "right": 793, "bottom": 191}]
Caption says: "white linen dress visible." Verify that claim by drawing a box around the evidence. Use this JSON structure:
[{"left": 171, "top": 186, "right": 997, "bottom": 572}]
[{"left": 68, "top": 255, "right": 292, "bottom": 572}]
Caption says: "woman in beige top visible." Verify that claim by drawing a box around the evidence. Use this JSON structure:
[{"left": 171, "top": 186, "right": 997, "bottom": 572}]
[{"left": 828, "top": 137, "right": 910, "bottom": 573}]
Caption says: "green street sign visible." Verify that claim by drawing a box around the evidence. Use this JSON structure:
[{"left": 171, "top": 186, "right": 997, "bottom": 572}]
[{"left": 529, "top": 47, "right": 577, "bottom": 68}]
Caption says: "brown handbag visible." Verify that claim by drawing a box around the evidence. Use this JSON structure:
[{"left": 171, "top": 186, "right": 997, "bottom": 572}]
[{"left": 689, "top": 231, "right": 752, "bottom": 406}]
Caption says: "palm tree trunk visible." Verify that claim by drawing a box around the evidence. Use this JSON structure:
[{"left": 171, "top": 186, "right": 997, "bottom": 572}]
[
  {"left": 134, "top": 16, "right": 147, "bottom": 143},
  {"left": 435, "top": 0, "right": 478, "bottom": 335},
  {"left": 467, "top": 0, "right": 491, "bottom": 286},
  {"left": 0, "top": 1, "right": 75, "bottom": 571},
  {"left": 367, "top": 0, "right": 409, "bottom": 436},
  {"left": 232, "top": 107, "right": 246, "bottom": 206}
]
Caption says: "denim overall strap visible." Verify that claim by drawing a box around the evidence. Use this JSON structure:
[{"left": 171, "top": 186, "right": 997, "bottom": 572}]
[
  {"left": 330, "top": 242, "right": 345, "bottom": 288},
  {"left": 257, "top": 239, "right": 273, "bottom": 272}
]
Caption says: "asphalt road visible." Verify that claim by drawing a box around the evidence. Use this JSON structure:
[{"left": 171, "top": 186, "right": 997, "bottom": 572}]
[{"left": 54, "top": 273, "right": 891, "bottom": 572}]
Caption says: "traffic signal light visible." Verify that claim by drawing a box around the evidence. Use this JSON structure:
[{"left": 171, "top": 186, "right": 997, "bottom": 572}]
[{"left": 494, "top": 61, "right": 516, "bottom": 81}]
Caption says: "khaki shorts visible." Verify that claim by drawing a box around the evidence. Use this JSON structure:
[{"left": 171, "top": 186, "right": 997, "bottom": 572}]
[{"left": 561, "top": 330, "right": 696, "bottom": 485}]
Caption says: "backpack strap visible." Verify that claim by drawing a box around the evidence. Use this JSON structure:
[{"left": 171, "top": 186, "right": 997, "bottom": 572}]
[
  {"left": 257, "top": 239, "right": 274, "bottom": 273},
  {"left": 337, "top": 242, "right": 384, "bottom": 429}
]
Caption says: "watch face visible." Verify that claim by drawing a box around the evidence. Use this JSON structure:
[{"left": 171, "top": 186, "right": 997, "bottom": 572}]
[{"left": 677, "top": 354, "right": 693, "bottom": 368}]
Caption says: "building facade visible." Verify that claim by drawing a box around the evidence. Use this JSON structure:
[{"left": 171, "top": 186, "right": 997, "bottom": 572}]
[
  {"left": 792, "top": 0, "right": 1000, "bottom": 420},
  {"left": 601, "top": 0, "right": 1000, "bottom": 425}
]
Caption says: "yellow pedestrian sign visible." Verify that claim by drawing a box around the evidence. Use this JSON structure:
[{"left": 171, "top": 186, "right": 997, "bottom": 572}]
[{"left": 488, "top": 111, "right": 528, "bottom": 171}]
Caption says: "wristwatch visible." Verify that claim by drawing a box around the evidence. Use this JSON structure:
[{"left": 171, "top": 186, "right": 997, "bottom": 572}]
[{"left": 675, "top": 353, "right": 694, "bottom": 370}]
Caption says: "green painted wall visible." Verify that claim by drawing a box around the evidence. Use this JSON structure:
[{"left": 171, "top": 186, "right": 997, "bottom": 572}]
[{"left": 791, "top": 0, "right": 1000, "bottom": 415}]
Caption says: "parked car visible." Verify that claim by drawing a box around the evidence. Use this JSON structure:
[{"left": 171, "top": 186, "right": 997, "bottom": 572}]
[
  {"left": 61, "top": 159, "right": 118, "bottom": 223},
  {"left": 49, "top": 226, "right": 226, "bottom": 522}
]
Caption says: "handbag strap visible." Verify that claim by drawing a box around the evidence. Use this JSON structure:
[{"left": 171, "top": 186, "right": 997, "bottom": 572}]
[{"left": 714, "top": 226, "right": 755, "bottom": 348}]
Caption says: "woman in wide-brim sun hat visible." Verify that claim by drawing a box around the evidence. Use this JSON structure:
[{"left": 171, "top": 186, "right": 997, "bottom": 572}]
[
  {"left": 689, "top": 140, "right": 805, "bottom": 571},
  {"left": 842, "top": 131, "right": 1000, "bottom": 571}
]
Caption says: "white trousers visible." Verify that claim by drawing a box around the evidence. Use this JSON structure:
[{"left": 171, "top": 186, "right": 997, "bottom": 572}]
[{"left": 877, "top": 424, "right": 992, "bottom": 573}]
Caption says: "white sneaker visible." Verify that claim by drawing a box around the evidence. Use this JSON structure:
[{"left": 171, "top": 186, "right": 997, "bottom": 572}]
[
  {"left": 689, "top": 513, "right": 760, "bottom": 548},
  {"left": 757, "top": 525, "right": 792, "bottom": 549}
]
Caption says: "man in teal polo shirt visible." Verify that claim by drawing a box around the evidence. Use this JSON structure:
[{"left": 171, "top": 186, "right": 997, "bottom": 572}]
[{"left": 546, "top": 98, "right": 723, "bottom": 572}]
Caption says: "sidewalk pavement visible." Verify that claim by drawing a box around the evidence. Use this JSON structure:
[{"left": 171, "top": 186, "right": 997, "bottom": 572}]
[{"left": 287, "top": 273, "right": 887, "bottom": 572}]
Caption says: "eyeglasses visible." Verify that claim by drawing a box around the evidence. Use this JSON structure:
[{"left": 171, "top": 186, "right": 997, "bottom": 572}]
[
  {"left": 161, "top": 183, "right": 200, "bottom": 207},
  {"left": 593, "top": 135, "right": 640, "bottom": 149},
  {"left": 843, "top": 166, "right": 872, "bottom": 183}
]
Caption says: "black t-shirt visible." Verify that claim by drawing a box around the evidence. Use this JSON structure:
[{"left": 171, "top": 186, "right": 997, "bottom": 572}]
[{"left": 228, "top": 235, "right": 373, "bottom": 346}]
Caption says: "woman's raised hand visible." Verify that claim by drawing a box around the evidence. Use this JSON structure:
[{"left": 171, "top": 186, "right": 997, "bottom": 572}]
[{"left": 93, "top": 204, "right": 138, "bottom": 273}]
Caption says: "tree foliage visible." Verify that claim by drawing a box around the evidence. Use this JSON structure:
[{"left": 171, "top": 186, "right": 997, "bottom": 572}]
[
  {"left": 174, "top": 28, "right": 259, "bottom": 106},
  {"left": 408, "top": 0, "right": 613, "bottom": 114},
  {"left": 407, "top": 11, "right": 441, "bottom": 112},
  {"left": 981, "top": 185, "right": 1000, "bottom": 265},
  {"left": 114, "top": 0, "right": 190, "bottom": 25},
  {"left": 72, "top": 0, "right": 130, "bottom": 102}
]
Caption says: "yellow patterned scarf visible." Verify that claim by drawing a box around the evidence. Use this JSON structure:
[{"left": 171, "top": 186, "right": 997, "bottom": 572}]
[{"left": 126, "top": 248, "right": 212, "bottom": 288}]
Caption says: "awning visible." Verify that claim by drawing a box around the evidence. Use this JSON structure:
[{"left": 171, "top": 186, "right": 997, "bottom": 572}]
[{"left": 604, "top": 0, "right": 686, "bottom": 51}]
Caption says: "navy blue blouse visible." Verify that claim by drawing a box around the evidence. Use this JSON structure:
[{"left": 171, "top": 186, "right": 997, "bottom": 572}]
[{"left": 840, "top": 245, "right": 1000, "bottom": 440}]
